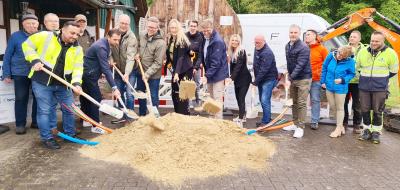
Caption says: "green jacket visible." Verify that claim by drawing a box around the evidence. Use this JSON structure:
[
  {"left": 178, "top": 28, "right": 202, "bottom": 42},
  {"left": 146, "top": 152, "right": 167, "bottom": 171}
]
[
  {"left": 111, "top": 29, "right": 138, "bottom": 75},
  {"left": 137, "top": 31, "right": 166, "bottom": 79}
]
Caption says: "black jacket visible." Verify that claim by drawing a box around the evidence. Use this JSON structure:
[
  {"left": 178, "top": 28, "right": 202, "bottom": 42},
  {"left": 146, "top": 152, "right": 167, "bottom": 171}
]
[
  {"left": 230, "top": 49, "right": 251, "bottom": 87},
  {"left": 166, "top": 38, "right": 193, "bottom": 75},
  {"left": 285, "top": 39, "right": 312, "bottom": 80},
  {"left": 253, "top": 44, "right": 278, "bottom": 85},
  {"left": 186, "top": 31, "right": 204, "bottom": 70}
]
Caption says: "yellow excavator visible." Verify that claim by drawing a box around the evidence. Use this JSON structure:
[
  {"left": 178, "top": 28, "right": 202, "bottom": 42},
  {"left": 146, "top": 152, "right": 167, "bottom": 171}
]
[{"left": 320, "top": 8, "right": 400, "bottom": 132}]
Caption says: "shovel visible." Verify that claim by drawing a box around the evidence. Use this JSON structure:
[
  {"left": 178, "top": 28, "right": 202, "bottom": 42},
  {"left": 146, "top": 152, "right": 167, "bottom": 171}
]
[
  {"left": 112, "top": 65, "right": 147, "bottom": 99},
  {"left": 117, "top": 96, "right": 139, "bottom": 120},
  {"left": 246, "top": 73, "right": 293, "bottom": 135},
  {"left": 40, "top": 67, "right": 124, "bottom": 119},
  {"left": 136, "top": 59, "right": 160, "bottom": 117},
  {"left": 246, "top": 85, "right": 258, "bottom": 119}
]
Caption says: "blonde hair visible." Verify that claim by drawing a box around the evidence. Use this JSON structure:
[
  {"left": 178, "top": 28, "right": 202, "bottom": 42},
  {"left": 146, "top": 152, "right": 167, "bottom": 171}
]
[
  {"left": 338, "top": 45, "right": 353, "bottom": 59},
  {"left": 168, "top": 19, "right": 190, "bottom": 47},
  {"left": 228, "top": 34, "right": 242, "bottom": 61}
]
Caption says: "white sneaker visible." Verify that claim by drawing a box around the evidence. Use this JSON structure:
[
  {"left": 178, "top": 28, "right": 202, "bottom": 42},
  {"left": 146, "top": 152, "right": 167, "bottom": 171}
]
[
  {"left": 233, "top": 116, "right": 246, "bottom": 123},
  {"left": 282, "top": 124, "right": 297, "bottom": 131},
  {"left": 82, "top": 121, "right": 92, "bottom": 128},
  {"left": 91, "top": 126, "right": 106, "bottom": 134},
  {"left": 234, "top": 120, "right": 243, "bottom": 128},
  {"left": 293, "top": 127, "right": 304, "bottom": 138}
]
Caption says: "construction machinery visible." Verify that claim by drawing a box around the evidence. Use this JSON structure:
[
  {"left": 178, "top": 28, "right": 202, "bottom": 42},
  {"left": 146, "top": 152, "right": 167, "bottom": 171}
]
[{"left": 320, "top": 8, "right": 400, "bottom": 132}]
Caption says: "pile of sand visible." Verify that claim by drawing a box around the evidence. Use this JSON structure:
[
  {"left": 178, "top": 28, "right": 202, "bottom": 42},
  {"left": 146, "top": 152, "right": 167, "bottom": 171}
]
[{"left": 79, "top": 113, "right": 275, "bottom": 186}]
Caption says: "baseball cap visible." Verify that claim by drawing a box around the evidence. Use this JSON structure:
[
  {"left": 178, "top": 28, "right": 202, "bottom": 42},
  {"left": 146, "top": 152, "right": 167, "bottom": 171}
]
[
  {"left": 74, "top": 14, "right": 87, "bottom": 22},
  {"left": 21, "top": 14, "right": 38, "bottom": 22}
]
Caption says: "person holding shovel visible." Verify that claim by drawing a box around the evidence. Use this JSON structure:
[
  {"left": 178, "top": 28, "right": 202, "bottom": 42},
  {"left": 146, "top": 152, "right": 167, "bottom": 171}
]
[
  {"left": 135, "top": 17, "right": 166, "bottom": 116},
  {"left": 252, "top": 35, "right": 278, "bottom": 127},
  {"left": 80, "top": 29, "right": 122, "bottom": 127},
  {"left": 22, "top": 21, "right": 84, "bottom": 149},
  {"left": 166, "top": 19, "right": 193, "bottom": 115},
  {"left": 200, "top": 19, "right": 229, "bottom": 119},
  {"left": 110, "top": 14, "right": 138, "bottom": 124}
]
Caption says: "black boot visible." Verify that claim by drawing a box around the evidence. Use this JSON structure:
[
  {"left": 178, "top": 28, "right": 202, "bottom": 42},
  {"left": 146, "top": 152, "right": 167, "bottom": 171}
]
[
  {"left": 371, "top": 132, "right": 380, "bottom": 144},
  {"left": 42, "top": 139, "right": 61, "bottom": 149},
  {"left": 358, "top": 129, "right": 372, "bottom": 141}
]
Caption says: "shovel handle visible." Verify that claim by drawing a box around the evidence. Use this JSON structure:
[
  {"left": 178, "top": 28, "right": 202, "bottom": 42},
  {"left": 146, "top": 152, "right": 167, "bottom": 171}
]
[
  {"left": 113, "top": 65, "right": 138, "bottom": 94},
  {"left": 41, "top": 67, "right": 101, "bottom": 107},
  {"left": 136, "top": 59, "right": 154, "bottom": 109}
]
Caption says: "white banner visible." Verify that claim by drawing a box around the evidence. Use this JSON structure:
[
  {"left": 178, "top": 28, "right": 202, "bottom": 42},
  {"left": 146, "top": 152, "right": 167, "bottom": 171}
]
[{"left": 0, "top": 60, "right": 16, "bottom": 124}]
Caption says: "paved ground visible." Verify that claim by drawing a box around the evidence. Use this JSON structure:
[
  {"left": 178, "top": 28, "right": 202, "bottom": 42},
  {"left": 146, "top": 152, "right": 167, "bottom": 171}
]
[{"left": 1, "top": 108, "right": 400, "bottom": 190}]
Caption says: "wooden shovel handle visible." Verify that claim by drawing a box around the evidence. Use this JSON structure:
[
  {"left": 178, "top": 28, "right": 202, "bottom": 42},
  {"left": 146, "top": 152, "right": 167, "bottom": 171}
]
[
  {"left": 41, "top": 67, "right": 101, "bottom": 107},
  {"left": 136, "top": 59, "right": 154, "bottom": 108}
]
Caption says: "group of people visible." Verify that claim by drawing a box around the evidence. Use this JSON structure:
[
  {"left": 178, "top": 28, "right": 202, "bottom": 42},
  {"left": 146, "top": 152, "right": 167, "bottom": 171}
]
[
  {"left": 280, "top": 25, "right": 398, "bottom": 144},
  {"left": 2, "top": 12, "right": 398, "bottom": 150}
]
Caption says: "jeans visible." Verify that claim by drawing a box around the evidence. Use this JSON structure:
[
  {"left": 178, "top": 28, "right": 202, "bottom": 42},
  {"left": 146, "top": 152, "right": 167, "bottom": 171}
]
[
  {"left": 258, "top": 80, "right": 277, "bottom": 124},
  {"left": 235, "top": 82, "right": 250, "bottom": 119},
  {"left": 126, "top": 71, "right": 137, "bottom": 110},
  {"left": 343, "top": 83, "right": 362, "bottom": 125},
  {"left": 310, "top": 81, "right": 321, "bottom": 124},
  {"left": 206, "top": 80, "right": 225, "bottom": 119},
  {"left": 13, "top": 75, "right": 37, "bottom": 127},
  {"left": 136, "top": 74, "right": 160, "bottom": 116},
  {"left": 114, "top": 73, "right": 126, "bottom": 108},
  {"left": 326, "top": 90, "right": 346, "bottom": 128},
  {"left": 290, "top": 79, "right": 312, "bottom": 128},
  {"left": 81, "top": 74, "right": 102, "bottom": 122},
  {"left": 193, "top": 69, "right": 201, "bottom": 103},
  {"left": 32, "top": 81, "right": 75, "bottom": 140}
]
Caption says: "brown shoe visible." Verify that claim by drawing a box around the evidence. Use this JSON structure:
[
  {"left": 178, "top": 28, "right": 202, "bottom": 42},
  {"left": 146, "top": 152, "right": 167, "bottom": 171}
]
[{"left": 353, "top": 124, "right": 362, "bottom": 134}]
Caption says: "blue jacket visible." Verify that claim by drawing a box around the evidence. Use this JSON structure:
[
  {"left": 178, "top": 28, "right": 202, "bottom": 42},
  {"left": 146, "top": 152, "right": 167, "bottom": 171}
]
[
  {"left": 253, "top": 44, "right": 278, "bottom": 85},
  {"left": 204, "top": 30, "right": 229, "bottom": 83},
  {"left": 320, "top": 52, "right": 355, "bottom": 94},
  {"left": 285, "top": 39, "right": 312, "bottom": 80},
  {"left": 3, "top": 31, "right": 32, "bottom": 78},
  {"left": 83, "top": 38, "right": 116, "bottom": 87}
]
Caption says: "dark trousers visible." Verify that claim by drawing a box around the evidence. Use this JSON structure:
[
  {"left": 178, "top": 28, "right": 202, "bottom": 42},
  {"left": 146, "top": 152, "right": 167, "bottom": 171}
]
[
  {"left": 136, "top": 75, "right": 160, "bottom": 116},
  {"left": 343, "top": 83, "right": 362, "bottom": 125},
  {"left": 234, "top": 82, "right": 250, "bottom": 119},
  {"left": 13, "top": 75, "right": 37, "bottom": 127},
  {"left": 171, "top": 71, "right": 193, "bottom": 115},
  {"left": 359, "top": 90, "right": 387, "bottom": 126},
  {"left": 80, "top": 75, "right": 102, "bottom": 122}
]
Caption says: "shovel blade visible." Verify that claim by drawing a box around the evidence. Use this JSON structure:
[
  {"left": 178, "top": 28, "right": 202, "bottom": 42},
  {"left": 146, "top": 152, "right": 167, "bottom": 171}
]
[
  {"left": 99, "top": 104, "right": 124, "bottom": 119},
  {"left": 132, "top": 91, "right": 147, "bottom": 99}
]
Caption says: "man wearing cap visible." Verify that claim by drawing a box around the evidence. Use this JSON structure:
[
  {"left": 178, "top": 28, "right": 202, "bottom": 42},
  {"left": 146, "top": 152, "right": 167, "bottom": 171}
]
[
  {"left": 75, "top": 14, "right": 94, "bottom": 54},
  {"left": 2, "top": 14, "right": 39, "bottom": 134}
]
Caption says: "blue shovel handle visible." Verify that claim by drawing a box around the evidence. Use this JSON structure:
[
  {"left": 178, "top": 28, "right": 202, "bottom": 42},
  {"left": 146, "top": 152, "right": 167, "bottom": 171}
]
[
  {"left": 246, "top": 129, "right": 257, "bottom": 135},
  {"left": 57, "top": 132, "right": 99, "bottom": 146}
]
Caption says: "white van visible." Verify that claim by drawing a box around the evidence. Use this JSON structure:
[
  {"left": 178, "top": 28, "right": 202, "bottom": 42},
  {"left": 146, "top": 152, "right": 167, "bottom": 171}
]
[{"left": 237, "top": 13, "right": 348, "bottom": 72}]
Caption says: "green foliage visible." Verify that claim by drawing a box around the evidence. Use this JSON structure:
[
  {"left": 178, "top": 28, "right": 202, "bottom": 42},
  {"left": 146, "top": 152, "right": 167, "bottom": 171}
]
[{"left": 145, "top": 0, "right": 400, "bottom": 44}]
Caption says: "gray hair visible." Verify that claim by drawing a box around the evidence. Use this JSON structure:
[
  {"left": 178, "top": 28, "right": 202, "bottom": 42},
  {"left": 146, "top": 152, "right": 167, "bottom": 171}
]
[
  {"left": 147, "top": 16, "right": 160, "bottom": 25},
  {"left": 44, "top": 13, "right": 58, "bottom": 21},
  {"left": 200, "top": 19, "right": 213, "bottom": 28},
  {"left": 289, "top": 24, "right": 301, "bottom": 31}
]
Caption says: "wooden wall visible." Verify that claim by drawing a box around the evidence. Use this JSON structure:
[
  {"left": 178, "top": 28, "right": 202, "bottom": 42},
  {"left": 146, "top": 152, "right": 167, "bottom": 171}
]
[{"left": 146, "top": 0, "right": 242, "bottom": 44}]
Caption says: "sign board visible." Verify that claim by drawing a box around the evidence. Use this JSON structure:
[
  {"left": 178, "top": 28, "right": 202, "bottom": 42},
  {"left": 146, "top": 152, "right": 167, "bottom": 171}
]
[{"left": 220, "top": 16, "right": 233, "bottom": 26}]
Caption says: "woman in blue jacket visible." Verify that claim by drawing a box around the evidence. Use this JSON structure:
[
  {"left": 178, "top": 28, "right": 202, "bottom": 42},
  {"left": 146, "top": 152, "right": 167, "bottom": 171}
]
[{"left": 320, "top": 46, "right": 355, "bottom": 138}]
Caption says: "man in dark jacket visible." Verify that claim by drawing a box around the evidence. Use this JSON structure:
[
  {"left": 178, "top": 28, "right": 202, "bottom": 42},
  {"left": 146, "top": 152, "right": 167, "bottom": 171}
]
[
  {"left": 186, "top": 20, "right": 204, "bottom": 106},
  {"left": 200, "top": 19, "right": 229, "bottom": 119},
  {"left": 282, "top": 24, "right": 312, "bottom": 138},
  {"left": 81, "top": 29, "right": 121, "bottom": 126},
  {"left": 252, "top": 35, "right": 278, "bottom": 127},
  {"left": 3, "top": 14, "right": 39, "bottom": 134}
]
